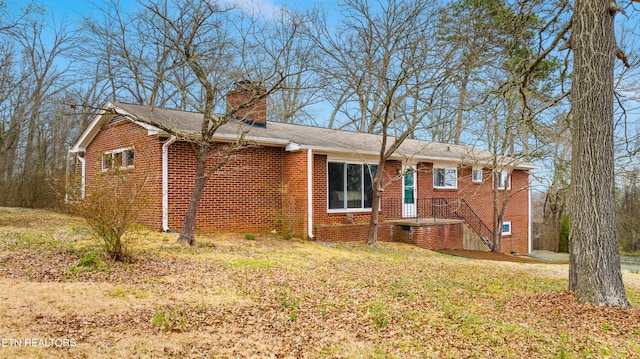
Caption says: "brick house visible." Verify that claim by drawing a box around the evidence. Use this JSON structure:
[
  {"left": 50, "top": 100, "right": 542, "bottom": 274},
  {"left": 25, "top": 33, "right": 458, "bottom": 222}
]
[{"left": 70, "top": 86, "right": 535, "bottom": 254}]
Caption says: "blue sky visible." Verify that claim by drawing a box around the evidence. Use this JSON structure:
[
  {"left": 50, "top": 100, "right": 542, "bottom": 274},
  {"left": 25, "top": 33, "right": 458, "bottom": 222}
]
[{"left": 30, "top": 0, "right": 334, "bottom": 20}]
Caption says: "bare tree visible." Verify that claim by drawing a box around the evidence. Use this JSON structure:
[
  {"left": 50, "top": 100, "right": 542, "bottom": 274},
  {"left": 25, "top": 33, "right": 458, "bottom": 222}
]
[
  {"left": 264, "top": 9, "right": 322, "bottom": 125},
  {"left": 307, "top": 0, "right": 453, "bottom": 245},
  {"left": 83, "top": 0, "right": 303, "bottom": 245},
  {"left": 568, "top": 0, "right": 628, "bottom": 306},
  {"left": 0, "top": 6, "right": 80, "bottom": 208}
]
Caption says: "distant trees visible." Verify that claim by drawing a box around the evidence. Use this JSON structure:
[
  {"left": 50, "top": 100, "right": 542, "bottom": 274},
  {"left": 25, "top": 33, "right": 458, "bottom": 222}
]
[
  {"left": 617, "top": 169, "right": 640, "bottom": 252},
  {"left": 0, "top": 4, "right": 87, "bottom": 208}
]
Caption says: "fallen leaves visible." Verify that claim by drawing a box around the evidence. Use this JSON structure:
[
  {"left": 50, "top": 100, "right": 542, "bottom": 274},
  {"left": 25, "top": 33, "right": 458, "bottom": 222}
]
[{"left": 1, "top": 209, "right": 640, "bottom": 357}]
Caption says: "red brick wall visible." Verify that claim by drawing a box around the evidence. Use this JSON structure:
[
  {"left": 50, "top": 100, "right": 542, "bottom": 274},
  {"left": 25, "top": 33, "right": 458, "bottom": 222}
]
[
  {"left": 312, "top": 154, "right": 530, "bottom": 253},
  {"left": 312, "top": 155, "right": 400, "bottom": 227},
  {"left": 84, "top": 120, "right": 164, "bottom": 230},
  {"left": 314, "top": 223, "right": 392, "bottom": 242},
  {"left": 392, "top": 223, "right": 464, "bottom": 250},
  {"left": 166, "top": 142, "right": 283, "bottom": 233},
  {"left": 84, "top": 121, "right": 530, "bottom": 253},
  {"left": 500, "top": 170, "right": 530, "bottom": 254},
  {"left": 282, "top": 150, "right": 308, "bottom": 237}
]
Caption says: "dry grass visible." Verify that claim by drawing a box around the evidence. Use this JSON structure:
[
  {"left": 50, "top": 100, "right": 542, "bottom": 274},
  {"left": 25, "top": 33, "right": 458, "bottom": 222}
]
[{"left": 1, "top": 207, "right": 640, "bottom": 358}]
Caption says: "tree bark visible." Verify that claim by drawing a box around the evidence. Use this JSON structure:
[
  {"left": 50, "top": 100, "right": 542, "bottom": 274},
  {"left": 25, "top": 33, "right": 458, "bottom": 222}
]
[
  {"left": 569, "top": 0, "right": 628, "bottom": 306},
  {"left": 178, "top": 144, "right": 209, "bottom": 246},
  {"left": 367, "top": 162, "right": 385, "bottom": 246}
]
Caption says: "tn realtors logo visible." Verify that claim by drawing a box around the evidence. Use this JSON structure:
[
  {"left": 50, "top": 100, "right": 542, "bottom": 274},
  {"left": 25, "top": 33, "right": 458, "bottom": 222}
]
[{"left": 1, "top": 338, "right": 77, "bottom": 348}]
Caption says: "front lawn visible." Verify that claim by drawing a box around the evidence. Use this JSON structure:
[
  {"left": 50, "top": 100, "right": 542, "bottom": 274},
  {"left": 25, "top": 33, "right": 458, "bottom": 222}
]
[{"left": 1, "top": 207, "right": 639, "bottom": 358}]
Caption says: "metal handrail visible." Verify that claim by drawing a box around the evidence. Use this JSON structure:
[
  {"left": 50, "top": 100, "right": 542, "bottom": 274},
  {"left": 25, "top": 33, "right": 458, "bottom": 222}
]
[{"left": 381, "top": 197, "right": 494, "bottom": 247}]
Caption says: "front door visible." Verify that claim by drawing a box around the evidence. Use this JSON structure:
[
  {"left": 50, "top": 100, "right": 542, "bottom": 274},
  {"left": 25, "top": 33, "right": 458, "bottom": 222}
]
[{"left": 402, "top": 166, "right": 417, "bottom": 218}]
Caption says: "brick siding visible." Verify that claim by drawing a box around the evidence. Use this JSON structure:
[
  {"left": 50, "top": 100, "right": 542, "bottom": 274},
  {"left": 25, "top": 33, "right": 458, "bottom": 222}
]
[
  {"left": 83, "top": 120, "right": 164, "bottom": 230},
  {"left": 166, "top": 141, "right": 283, "bottom": 234},
  {"left": 83, "top": 120, "right": 530, "bottom": 253}
]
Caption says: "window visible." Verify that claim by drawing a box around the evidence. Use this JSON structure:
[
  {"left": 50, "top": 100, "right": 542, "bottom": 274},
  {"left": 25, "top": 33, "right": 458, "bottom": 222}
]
[
  {"left": 472, "top": 167, "right": 483, "bottom": 183},
  {"left": 433, "top": 166, "right": 457, "bottom": 189},
  {"left": 102, "top": 148, "right": 135, "bottom": 171},
  {"left": 501, "top": 221, "right": 512, "bottom": 235},
  {"left": 496, "top": 170, "right": 511, "bottom": 190},
  {"left": 328, "top": 162, "right": 377, "bottom": 210}
]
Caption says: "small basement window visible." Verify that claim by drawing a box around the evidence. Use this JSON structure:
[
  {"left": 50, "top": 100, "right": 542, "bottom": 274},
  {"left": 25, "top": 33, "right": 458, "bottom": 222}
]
[{"left": 501, "top": 221, "right": 512, "bottom": 235}]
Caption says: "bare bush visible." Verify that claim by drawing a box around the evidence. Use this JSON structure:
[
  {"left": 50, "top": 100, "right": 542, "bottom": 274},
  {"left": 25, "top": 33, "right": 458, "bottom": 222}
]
[{"left": 71, "top": 168, "right": 149, "bottom": 262}]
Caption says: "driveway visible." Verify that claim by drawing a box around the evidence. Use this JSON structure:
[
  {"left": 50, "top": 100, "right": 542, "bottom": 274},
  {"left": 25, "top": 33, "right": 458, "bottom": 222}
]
[{"left": 531, "top": 250, "right": 640, "bottom": 272}]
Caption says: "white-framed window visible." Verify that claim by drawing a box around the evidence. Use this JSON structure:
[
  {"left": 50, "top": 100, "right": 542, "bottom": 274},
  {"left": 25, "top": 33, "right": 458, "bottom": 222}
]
[
  {"left": 472, "top": 167, "right": 483, "bottom": 183},
  {"left": 102, "top": 148, "right": 135, "bottom": 172},
  {"left": 496, "top": 170, "right": 511, "bottom": 190},
  {"left": 501, "top": 221, "right": 512, "bottom": 235},
  {"left": 328, "top": 161, "right": 377, "bottom": 211},
  {"left": 433, "top": 166, "right": 457, "bottom": 189}
]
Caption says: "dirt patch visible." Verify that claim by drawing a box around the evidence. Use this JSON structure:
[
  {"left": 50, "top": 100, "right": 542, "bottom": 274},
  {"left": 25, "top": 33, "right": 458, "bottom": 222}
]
[{"left": 437, "top": 249, "right": 566, "bottom": 263}]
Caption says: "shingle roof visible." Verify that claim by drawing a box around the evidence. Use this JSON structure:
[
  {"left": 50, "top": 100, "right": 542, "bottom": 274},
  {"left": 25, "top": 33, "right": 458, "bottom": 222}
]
[{"left": 74, "top": 101, "right": 536, "bottom": 170}]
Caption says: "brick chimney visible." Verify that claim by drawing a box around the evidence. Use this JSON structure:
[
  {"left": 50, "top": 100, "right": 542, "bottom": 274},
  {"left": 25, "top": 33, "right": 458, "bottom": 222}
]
[{"left": 226, "top": 80, "right": 267, "bottom": 127}]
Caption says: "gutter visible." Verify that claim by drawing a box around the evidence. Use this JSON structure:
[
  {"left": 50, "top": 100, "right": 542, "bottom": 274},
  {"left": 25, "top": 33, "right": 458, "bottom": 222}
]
[
  {"left": 162, "top": 136, "right": 177, "bottom": 232},
  {"left": 528, "top": 177, "right": 533, "bottom": 254},
  {"left": 307, "top": 148, "right": 314, "bottom": 239},
  {"left": 78, "top": 155, "right": 86, "bottom": 199}
]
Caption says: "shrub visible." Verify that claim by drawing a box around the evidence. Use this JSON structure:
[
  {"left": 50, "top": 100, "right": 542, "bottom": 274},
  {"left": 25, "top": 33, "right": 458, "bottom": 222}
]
[
  {"left": 70, "top": 167, "right": 149, "bottom": 262},
  {"left": 558, "top": 214, "right": 569, "bottom": 253}
]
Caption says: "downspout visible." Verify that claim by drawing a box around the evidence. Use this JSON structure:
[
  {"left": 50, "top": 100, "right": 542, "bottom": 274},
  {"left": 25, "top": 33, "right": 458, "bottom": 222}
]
[
  {"left": 78, "top": 155, "right": 86, "bottom": 199},
  {"left": 528, "top": 174, "right": 532, "bottom": 254},
  {"left": 162, "top": 136, "right": 177, "bottom": 232},
  {"left": 307, "top": 148, "right": 314, "bottom": 239}
]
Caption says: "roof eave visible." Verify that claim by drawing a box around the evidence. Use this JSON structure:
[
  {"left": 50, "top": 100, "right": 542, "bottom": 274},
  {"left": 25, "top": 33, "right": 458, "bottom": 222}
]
[{"left": 70, "top": 101, "right": 115, "bottom": 153}]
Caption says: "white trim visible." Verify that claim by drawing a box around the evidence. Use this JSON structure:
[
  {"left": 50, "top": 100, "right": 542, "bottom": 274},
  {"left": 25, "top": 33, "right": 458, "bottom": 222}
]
[
  {"left": 528, "top": 179, "right": 532, "bottom": 254},
  {"left": 325, "top": 154, "right": 379, "bottom": 164},
  {"left": 286, "top": 142, "right": 302, "bottom": 152},
  {"left": 162, "top": 136, "right": 177, "bottom": 232},
  {"left": 327, "top": 208, "right": 373, "bottom": 214},
  {"left": 307, "top": 149, "right": 314, "bottom": 239},
  {"left": 501, "top": 221, "right": 512, "bottom": 235},
  {"left": 78, "top": 155, "right": 86, "bottom": 199},
  {"left": 402, "top": 164, "right": 417, "bottom": 218},
  {"left": 326, "top": 161, "right": 376, "bottom": 211},
  {"left": 472, "top": 166, "right": 483, "bottom": 183},
  {"left": 132, "top": 120, "right": 162, "bottom": 135},
  {"left": 70, "top": 102, "right": 114, "bottom": 153},
  {"left": 101, "top": 147, "right": 135, "bottom": 172},
  {"left": 213, "top": 132, "right": 290, "bottom": 147},
  {"left": 433, "top": 164, "right": 458, "bottom": 189},
  {"left": 496, "top": 170, "right": 511, "bottom": 190}
]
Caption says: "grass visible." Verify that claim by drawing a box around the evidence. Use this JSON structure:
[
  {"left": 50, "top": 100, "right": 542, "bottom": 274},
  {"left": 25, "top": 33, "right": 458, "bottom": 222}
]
[{"left": 1, "top": 207, "right": 640, "bottom": 358}]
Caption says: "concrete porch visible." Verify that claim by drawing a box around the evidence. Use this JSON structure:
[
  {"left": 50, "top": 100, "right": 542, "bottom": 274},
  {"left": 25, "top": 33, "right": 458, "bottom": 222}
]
[{"left": 386, "top": 218, "right": 490, "bottom": 252}]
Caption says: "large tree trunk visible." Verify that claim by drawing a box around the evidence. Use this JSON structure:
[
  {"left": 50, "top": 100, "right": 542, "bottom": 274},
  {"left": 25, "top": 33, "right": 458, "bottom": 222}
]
[
  {"left": 569, "top": 0, "right": 628, "bottom": 306},
  {"left": 178, "top": 144, "right": 209, "bottom": 246}
]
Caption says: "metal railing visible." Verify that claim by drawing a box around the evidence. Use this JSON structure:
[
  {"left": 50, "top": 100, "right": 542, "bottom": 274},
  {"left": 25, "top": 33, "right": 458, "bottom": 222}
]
[{"left": 381, "top": 197, "right": 493, "bottom": 247}]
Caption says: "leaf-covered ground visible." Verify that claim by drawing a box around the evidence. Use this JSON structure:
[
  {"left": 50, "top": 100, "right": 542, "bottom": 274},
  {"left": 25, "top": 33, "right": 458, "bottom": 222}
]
[{"left": 1, "top": 207, "right": 640, "bottom": 358}]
